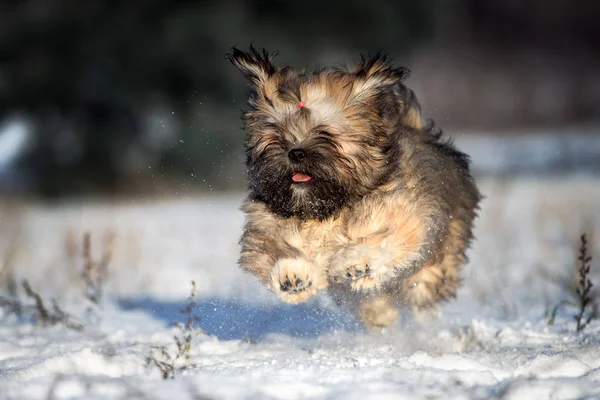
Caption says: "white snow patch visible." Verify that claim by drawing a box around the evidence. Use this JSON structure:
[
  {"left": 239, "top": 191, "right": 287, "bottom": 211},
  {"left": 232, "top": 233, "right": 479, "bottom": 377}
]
[{"left": 1, "top": 176, "right": 600, "bottom": 399}]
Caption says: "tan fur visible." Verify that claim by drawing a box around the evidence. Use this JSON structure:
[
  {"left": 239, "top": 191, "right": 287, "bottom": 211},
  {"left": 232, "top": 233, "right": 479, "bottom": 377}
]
[
  {"left": 403, "top": 219, "right": 470, "bottom": 312},
  {"left": 230, "top": 48, "right": 481, "bottom": 330},
  {"left": 357, "top": 294, "right": 400, "bottom": 331}
]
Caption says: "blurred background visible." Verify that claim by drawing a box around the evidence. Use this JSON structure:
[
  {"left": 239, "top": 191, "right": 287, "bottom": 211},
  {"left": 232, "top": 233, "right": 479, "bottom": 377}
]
[{"left": 0, "top": 0, "right": 599, "bottom": 198}]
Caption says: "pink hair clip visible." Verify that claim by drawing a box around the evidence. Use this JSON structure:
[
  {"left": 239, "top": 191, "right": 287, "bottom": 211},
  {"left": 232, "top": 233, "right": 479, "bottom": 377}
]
[{"left": 298, "top": 101, "right": 305, "bottom": 108}]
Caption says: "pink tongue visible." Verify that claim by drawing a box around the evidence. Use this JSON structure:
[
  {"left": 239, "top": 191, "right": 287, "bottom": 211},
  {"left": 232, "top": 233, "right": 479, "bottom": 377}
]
[{"left": 292, "top": 172, "right": 312, "bottom": 182}]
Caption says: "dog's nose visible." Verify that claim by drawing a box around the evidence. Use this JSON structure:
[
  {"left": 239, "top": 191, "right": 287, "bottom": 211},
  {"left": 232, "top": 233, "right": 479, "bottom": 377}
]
[{"left": 288, "top": 149, "right": 306, "bottom": 163}]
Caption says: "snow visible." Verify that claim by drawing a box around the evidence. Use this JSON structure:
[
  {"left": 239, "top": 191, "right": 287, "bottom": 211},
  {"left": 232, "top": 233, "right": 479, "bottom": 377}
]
[
  {"left": 2, "top": 174, "right": 600, "bottom": 399},
  {"left": 453, "top": 130, "right": 600, "bottom": 175}
]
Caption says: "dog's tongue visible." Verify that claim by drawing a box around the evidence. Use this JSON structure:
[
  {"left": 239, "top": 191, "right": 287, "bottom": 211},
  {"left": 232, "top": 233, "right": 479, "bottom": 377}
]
[{"left": 292, "top": 172, "right": 312, "bottom": 182}]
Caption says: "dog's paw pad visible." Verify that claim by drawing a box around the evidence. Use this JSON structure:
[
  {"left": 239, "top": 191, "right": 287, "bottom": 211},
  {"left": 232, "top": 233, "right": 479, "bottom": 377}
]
[
  {"left": 330, "top": 245, "right": 398, "bottom": 291},
  {"left": 271, "top": 258, "right": 325, "bottom": 304},
  {"left": 345, "top": 265, "right": 371, "bottom": 280},
  {"left": 344, "top": 265, "right": 376, "bottom": 291},
  {"left": 280, "top": 276, "right": 312, "bottom": 293}
]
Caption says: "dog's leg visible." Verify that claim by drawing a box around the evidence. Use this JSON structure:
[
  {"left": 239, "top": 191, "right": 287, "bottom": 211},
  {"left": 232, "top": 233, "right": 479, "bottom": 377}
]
[
  {"left": 327, "top": 283, "right": 399, "bottom": 330},
  {"left": 329, "top": 243, "right": 403, "bottom": 291},
  {"left": 356, "top": 293, "right": 399, "bottom": 331},
  {"left": 329, "top": 192, "right": 446, "bottom": 292},
  {"left": 268, "top": 257, "right": 327, "bottom": 304},
  {"left": 240, "top": 202, "right": 328, "bottom": 303},
  {"left": 240, "top": 238, "right": 328, "bottom": 304},
  {"left": 403, "top": 248, "right": 463, "bottom": 319}
]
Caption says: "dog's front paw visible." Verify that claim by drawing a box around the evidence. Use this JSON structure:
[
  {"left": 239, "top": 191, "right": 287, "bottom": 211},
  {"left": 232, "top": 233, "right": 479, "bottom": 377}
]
[
  {"left": 344, "top": 263, "right": 376, "bottom": 291},
  {"left": 270, "top": 258, "right": 326, "bottom": 304},
  {"left": 330, "top": 245, "right": 394, "bottom": 291}
]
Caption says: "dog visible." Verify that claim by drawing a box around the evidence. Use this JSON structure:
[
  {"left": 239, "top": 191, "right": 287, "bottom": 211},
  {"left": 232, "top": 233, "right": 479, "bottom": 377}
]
[{"left": 228, "top": 47, "right": 481, "bottom": 330}]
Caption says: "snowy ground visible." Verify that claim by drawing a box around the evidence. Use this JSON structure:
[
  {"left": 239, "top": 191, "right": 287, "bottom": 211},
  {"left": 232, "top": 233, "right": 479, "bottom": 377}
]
[{"left": 1, "top": 172, "right": 600, "bottom": 398}]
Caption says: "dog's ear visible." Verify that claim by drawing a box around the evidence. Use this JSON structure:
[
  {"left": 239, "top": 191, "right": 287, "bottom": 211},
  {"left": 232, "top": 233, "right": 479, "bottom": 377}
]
[
  {"left": 353, "top": 53, "right": 408, "bottom": 81},
  {"left": 227, "top": 46, "right": 277, "bottom": 86},
  {"left": 352, "top": 53, "right": 425, "bottom": 130},
  {"left": 388, "top": 83, "right": 426, "bottom": 130},
  {"left": 352, "top": 53, "right": 409, "bottom": 95}
]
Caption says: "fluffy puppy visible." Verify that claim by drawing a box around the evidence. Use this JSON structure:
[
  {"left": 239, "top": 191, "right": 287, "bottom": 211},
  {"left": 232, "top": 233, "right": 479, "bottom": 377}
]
[{"left": 228, "top": 47, "right": 481, "bottom": 330}]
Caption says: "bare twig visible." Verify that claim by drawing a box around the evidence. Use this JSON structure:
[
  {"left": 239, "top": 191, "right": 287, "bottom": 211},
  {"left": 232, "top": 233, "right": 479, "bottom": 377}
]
[
  {"left": 574, "top": 234, "right": 596, "bottom": 332},
  {"left": 51, "top": 299, "right": 86, "bottom": 331},
  {"left": 147, "top": 281, "right": 204, "bottom": 379},
  {"left": 547, "top": 299, "right": 577, "bottom": 326},
  {"left": 179, "top": 280, "right": 202, "bottom": 331},
  {"left": 80, "top": 231, "right": 114, "bottom": 305},
  {"left": 20, "top": 280, "right": 84, "bottom": 331},
  {"left": 146, "top": 346, "right": 175, "bottom": 380},
  {"left": 22, "top": 280, "right": 51, "bottom": 321}
]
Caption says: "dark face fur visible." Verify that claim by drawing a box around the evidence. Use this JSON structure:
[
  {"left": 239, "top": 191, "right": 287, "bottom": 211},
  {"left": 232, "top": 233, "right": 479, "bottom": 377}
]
[{"left": 228, "top": 47, "right": 415, "bottom": 220}]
